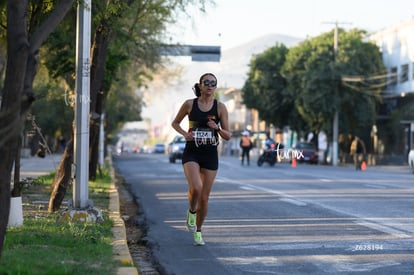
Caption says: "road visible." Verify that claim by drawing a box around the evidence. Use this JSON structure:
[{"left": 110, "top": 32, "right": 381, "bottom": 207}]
[{"left": 113, "top": 153, "right": 414, "bottom": 275}]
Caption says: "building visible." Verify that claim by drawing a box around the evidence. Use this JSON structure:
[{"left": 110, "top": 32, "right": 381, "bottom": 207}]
[
  {"left": 369, "top": 17, "right": 414, "bottom": 158},
  {"left": 369, "top": 17, "right": 414, "bottom": 97}
]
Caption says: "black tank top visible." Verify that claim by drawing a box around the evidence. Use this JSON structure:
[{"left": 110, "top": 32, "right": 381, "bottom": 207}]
[{"left": 188, "top": 98, "right": 220, "bottom": 145}]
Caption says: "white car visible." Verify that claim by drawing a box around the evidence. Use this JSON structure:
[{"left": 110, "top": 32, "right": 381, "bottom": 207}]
[
  {"left": 153, "top": 143, "right": 166, "bottom": 154},
  {"left": 168, "top": 135, "right": 186, "bottom": 163},
  {"left": 408, "top": 149, "right": 414, "bottom": 173}
]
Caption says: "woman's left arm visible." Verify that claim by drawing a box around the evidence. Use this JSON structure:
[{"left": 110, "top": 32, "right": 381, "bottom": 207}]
[{"left": 217, "top": 102, "right": 232, "bottom": 141}]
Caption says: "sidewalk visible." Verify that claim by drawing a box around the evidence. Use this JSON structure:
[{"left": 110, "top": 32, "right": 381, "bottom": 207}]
[
  {"left": 18, "top": 153, "right": 138, "bottom": 275},
  {"left": 19, "top": 153, "right": 61, "bottom": 179}
]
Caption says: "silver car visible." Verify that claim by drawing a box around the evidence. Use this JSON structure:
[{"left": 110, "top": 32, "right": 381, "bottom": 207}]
[{"left": 168, "top": 135, "right": 186, "bottom": 163}]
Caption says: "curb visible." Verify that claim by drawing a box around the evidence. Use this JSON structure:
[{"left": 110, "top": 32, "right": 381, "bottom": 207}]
[{"left": 108, "top": 155, "right": 139, "bottom": 275}]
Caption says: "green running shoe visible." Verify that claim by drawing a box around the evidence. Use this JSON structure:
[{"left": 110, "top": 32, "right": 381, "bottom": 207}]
[
  {"left": 186, "top": 210, "right": 196, "bottom": 232},
  {"left": 193, "top": 231, "right": 205, "bottom": 246}
]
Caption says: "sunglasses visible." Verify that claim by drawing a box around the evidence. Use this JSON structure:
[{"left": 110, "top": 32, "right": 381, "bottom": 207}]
[{"left": 202, "top": 79, "right": 217, "bottom": 87}]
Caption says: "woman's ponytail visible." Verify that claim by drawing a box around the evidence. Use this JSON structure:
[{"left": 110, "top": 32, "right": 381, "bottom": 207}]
[{"left": 193, "top": 83, "right": 201, "bottom": 97}]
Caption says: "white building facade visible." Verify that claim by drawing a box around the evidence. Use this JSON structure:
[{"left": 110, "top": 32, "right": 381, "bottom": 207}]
[
  {"left": 369, "top": 17, "right": 414, "bottom": 96},
  {"left": 369, "top": 17, "right": 414, "bottom": 156}
]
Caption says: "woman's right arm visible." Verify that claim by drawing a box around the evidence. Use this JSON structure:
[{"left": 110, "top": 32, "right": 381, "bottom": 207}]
[{"left": 172, "top": 99, "right": 193, "bottom": 140}]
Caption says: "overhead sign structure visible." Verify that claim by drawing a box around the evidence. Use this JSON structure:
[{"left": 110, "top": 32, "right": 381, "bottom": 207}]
[{"left": 160, "top": 45, "right": 221, "bottom": 62}]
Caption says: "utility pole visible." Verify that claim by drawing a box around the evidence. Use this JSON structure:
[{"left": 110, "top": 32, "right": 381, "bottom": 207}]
[
  {"left": 73, "top": 0, "right": 91, "bottom": 209},
  {"left": 323, "top": 21, "right": 351, "bottom": 166},
  {"left": 333, "top": 23, "right": 339, "bottom": 167}
]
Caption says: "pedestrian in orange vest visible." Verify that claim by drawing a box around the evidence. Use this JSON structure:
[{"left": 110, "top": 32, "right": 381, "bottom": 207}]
[{"left": 240, "top": 131, "right": 253, "bottom": 166}]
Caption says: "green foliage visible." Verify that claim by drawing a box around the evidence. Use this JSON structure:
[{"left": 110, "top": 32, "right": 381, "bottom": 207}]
[
  {"left": 335, "top": 29, "right": 386, "bottom": 135},
  {"left": 243, "top": 28, "right": 386, "bottom": 142},
  {"left": 31, "top": 65, "right": 74, "bottom": 141},
  {"left": 0, "top": 217, "right": 115, "bottom": 274},
  {"left": 282, "top": 28, "right": 385, "bottom": 136},
  {"left": 89, "top": 167, "right": 112, "bottom": 204},
  {"left": 283, "top": 32, "right": 337, "bottom": 133},
  {"left": 0, "top": 170, "right": 117, "bottom": 274},
  {"left": 105, "top": 77, "right": 143, "bottom": 136},
  {"left": 242, "top": 43, "right": 304, "bottom": 130},
  {"left": 38, "top": 0, "right": 210, "bottom": 140}
]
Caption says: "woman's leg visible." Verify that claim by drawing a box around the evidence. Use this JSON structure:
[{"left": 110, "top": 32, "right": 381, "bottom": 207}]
[
  {"left": 195, "top": 168, "right": 217, "bottom": 231},
  {"left": 183, "top": 161, "right": 202, "bottom": 212}
]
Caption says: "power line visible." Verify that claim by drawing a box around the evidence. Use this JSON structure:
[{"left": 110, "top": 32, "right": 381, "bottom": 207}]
[{"left": 341, "top": 72, "right": 397, "bottom": 96}]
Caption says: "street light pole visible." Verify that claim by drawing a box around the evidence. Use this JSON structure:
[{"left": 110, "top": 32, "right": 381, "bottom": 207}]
[
  {"left": 323, "top": 21, "right": 351, "bottom": 166},
  {"left": 73, "top": 0, "right": 91, "bottom": 209},
  {"left": 332, "top": 24, "right": 339, "bottom": 166}
]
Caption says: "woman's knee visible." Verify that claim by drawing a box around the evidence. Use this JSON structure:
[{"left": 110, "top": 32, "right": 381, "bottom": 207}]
[
  {"left": 189, "top": 185, "right": 202, "bottom": 196},
  {"left": 198, "top": 195, "right": 209, "bottom": 206}
]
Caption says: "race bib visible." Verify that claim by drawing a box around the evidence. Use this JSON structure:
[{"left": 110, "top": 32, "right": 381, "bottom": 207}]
[
  {"left": 192, "top": 128, "right": 218, "bottom": 146},
  {"left": 193, "top": 128, "right": 213, "bottom": 139}
]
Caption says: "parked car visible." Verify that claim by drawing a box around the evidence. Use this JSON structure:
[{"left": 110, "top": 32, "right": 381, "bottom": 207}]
[
  {"left": 153, "top": 143, "right": 166, "bottom": 154},
  {"left": 293, "top": 142, "right": 318, "bottom": 164},
  {"left": 408, "top": 149, "right": 414, "bottom": 173},
  {"left": 168, "top": 135, "right": 186, "bottom": 163}
]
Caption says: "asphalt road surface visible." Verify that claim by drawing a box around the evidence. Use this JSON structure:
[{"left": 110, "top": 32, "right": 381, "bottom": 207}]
[{"left": 113, "top": 153, "right": 414, "bottom": 275}]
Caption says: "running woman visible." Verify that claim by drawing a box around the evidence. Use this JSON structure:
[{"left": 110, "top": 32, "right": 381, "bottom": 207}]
[{"left": 171, "top": 73, "right": 231, "bottom": 245}]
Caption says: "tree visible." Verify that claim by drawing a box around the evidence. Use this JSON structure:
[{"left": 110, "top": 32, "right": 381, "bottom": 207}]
[
  {"left": 242, "top": 44, "right": 289, "bottom": 127},
  {"left": 0, "top": 0, "right": 75, "bottom": 258},
  {"left": 282, "top": 28, "right": 385, "bottom": 141},
  {"left": 335, "top": 29, "right": 385, "bottom": 136},
  {"left": 0, "top": 0, "right": 212, "bottom": 256},
  {"left": 242, "top": 43, "right": 306, "bottom": 134},
  {"left": 46, "top": 0, "right": 211, "bottom": 211},
  {"left": 30, "top": 66, "right": 74, "bottom": 149},
  {"left": 282, "top": 33, "right": 336, "bottom": 137}
]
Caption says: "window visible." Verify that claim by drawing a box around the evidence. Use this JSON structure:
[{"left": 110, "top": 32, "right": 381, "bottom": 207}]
[
  {"left": 412, "top": 62, "right": 414, "bottom": 80},
  {"left": 389, "top": 67, "right": 398, "bottom": 87},
  {"left": 400, "top": 64, "right": 409, "bottom": 83}
]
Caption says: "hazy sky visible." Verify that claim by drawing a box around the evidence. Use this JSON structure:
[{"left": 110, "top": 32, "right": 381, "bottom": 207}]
[
  {"left": 149, "top": 0, "right": 414, "bottom": 137},
  {"left": 167, "top": 0, "right": 414, "bottom": 50}
]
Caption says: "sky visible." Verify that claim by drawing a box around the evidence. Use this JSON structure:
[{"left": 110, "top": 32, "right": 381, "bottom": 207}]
[
  {"left": 166, "top": 0, "right": 414, "bottom": 50},
  {"left": 147, "top": 0, "right": 414, "bottom": 138}
]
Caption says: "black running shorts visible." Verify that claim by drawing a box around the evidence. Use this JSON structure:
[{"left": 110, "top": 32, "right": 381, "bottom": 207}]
[{"left": 182, "top": 142, "right": 218, "bottom": 170}]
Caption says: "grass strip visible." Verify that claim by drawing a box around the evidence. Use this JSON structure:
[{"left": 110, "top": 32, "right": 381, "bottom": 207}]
[{"left": 0, "top": 169, "right": 119, "bottom": 275}]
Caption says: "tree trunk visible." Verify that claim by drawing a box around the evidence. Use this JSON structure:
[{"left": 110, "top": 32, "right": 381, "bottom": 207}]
[
  {"left": 48, "top": 135, "right": 74, "bottom": 212},
  {"left": 0, "top": 145, "right": 18, "bottom": 253},
  {"left": 11, "top": 137, "right": 23, "bottom": 197},
  {"left": 0, "top": 0, "right": 75, "bottom": 257},
  {"left": 88, "top": 21, "right": 111, "bottom": 180},
  {"left": 89, "top": 115, "right": 101, "bottom": 181},
  {"left": 0, "top": 1, "right": 29, "bottom": 258}
]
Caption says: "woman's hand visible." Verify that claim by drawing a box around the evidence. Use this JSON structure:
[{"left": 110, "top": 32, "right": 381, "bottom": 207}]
[
  {"left": 184, "top": 132, "right": 194, "bottom": 141},
  {"left": 207, "top": 119, "right": 219, "bottom": 130}
]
